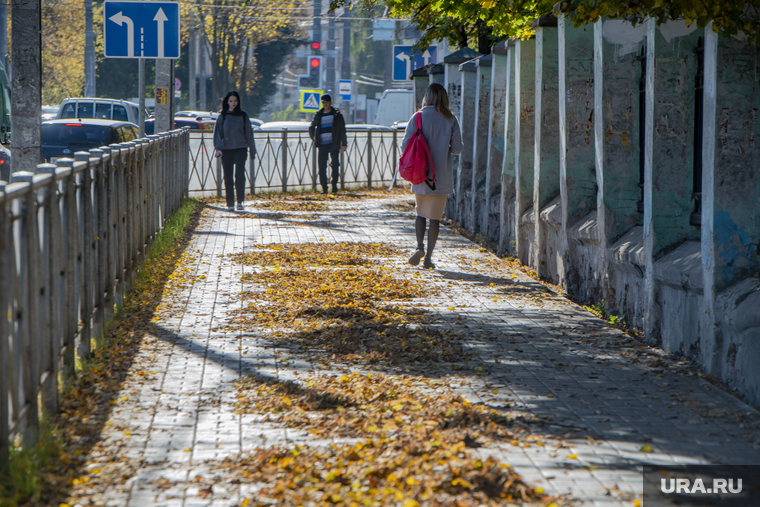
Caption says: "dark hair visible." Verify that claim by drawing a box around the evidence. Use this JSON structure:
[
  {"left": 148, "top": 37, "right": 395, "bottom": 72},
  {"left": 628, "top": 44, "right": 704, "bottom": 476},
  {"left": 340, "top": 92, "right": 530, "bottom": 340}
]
[{"left": 221, "top": 91, "right": 242, "bottom": 116}]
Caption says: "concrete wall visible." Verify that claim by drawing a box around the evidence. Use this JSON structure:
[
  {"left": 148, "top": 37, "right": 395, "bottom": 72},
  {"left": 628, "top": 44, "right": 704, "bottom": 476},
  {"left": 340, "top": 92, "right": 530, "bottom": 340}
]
[
  {"left": 516, "top": 39, "right": 536, "bottom": 266},
  {"left": 711, "top": 38, "right": 760, "bottom": 289},
  {"left": 499, "top": 43, "right": 517, "bottom": 256},
  {"left": 650, "top": 23, "right": 702, "bottom": 257},
  {"left": 534, "top": 25, "right": 561, "bottom": 280},
  {"left": 444, "top": 20, "right": 760, "bottom": 406},
  {"left": 458, "top": 61, "right": 478, "bottom": 226},
  {"left": 560, "top": 18, "right": 597, "bottom": 294},
  {"left": 470, "top": 56, "right": 492, "bottom": 234},
  {"left": 487, "top": 48, "right": 508, "bottom": 244}
]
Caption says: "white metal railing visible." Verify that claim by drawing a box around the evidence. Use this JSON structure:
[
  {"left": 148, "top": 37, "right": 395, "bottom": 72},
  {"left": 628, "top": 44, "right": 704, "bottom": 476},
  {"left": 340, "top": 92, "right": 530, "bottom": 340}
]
[
  {"left": 187, "top": 127, "right": 403, "bottom": 196},
  {"left": 0, "top": 129, "right": 189, "bottom": 458}
]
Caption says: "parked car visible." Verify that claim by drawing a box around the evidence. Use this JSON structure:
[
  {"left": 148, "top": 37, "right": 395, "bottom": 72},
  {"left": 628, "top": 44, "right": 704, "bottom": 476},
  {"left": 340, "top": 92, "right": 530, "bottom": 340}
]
[
  {"left": 250, "top": 117, "right": 264, "bottom": 128},
  {"left": 0, "top": 143, "right": 10, "bottom": 181},
  {"left": 258, "top": 121, "right": 310, "bottom": 131},
  {"left": 346, "top": 124, "right": 392, "bottom": 131},
  {"left": 42, "top": 119, "right": 139, "bottom": 163},
  {"left": 391, "top": 121, "right": 408, "bottom": 131},
  {"left": 175, "top": 110, "right": 219, "bottom": 120},
  {"left": 374, "top": 90, "right": 414, "bottom": 126},
  {"left": 144, "top": 114, "right": 216, "bottom": 135},
  {"left": 56, "top": 98, "right": 149, "bottom": 126},
  {"left": 42, "top": 105, "right": 59, "bottom": 121}
]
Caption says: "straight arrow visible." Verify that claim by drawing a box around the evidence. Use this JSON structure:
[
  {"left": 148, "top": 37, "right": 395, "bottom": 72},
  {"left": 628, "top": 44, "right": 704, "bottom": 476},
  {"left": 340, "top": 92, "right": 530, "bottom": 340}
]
[
  {"left": 422, "top": 49, "right": 431, "bottom": 65},
  {"left": 154, "top": 8, "right": 168, "bottom": 58},
  {"left": 109, "top": 11, "right": 134, "bottom": 57}
]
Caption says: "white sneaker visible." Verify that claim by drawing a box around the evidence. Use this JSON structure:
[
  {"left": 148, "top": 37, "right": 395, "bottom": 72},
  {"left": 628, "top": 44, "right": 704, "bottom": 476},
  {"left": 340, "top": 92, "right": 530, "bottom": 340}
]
[{"left": 227, "top": 206, "right": 234, "bottom": 211}]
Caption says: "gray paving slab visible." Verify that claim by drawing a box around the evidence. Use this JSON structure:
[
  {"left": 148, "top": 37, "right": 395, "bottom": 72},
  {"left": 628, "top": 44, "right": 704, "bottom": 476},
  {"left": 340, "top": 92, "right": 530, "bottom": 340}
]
[{"left": 65, "top": 194, "right": 760, "bottom": 507}]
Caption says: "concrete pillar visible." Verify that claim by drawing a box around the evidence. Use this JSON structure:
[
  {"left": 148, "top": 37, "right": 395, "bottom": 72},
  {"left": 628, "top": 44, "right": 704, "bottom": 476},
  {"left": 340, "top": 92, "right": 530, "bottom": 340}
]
[
  {"left": 499, "top": 40, "right": 517, "bottom": 256},
  {"left": 470, "top": 54, "right": 492, "bottom": 234},
  {"left": 558, "top": 15, "right": 596, "bottom": 292},
  {"left": 594, "top": 19, "right": 647, "bottom": 327},
  {"left": 155, "top": 59, "right": 174, "bottom": 133},
  {"left": 643, "top": 19, "right": 656, "bottom": 343},
  {"left": 532, "top": 17, "right": 560, "bottom": 279},
  {"left": 515, "top": 38, "right": 536, "bottom": 266},
  {"left": 411, "top": 65, "right": 429, "bottom": 111},
  {"left": 459, "top": 58, "right": 478, "bottom": 228},
  {"left": 443, "top": 47, "right": 482, "bottom": 221},
  {"left": 429, "top": 63, "right": 444, "bottom": 86},
  {"left": 486, "top": 44, "right": 508, "bottom": 244}
]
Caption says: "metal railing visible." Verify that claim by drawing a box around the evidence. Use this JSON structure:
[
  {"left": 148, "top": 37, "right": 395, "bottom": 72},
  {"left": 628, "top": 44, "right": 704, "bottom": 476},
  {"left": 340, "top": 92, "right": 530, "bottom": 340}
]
[
  {"left": 0, "top": 129, "right": 188, "bottom": 458},
  {"left": 187, "top": 127, "right": 403, "bottom": 197}
]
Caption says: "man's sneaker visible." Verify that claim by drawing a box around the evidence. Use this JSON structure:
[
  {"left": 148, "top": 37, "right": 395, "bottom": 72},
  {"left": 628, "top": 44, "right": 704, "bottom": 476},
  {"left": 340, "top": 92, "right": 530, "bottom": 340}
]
[
  {"left": 423, "top": 257, "right": 436, "bottom": 270},
  {"left": 332, "top": 187, "right": 339, "bottom": 194},
  {"left": 227, "top": 206, "right": 234, "bottom": 211},
  {"left": 408, "top": 249, "right": 424, "bottom": 266},
  {"left": 237, "top": 203, "right": 244, "bottom": 210}
]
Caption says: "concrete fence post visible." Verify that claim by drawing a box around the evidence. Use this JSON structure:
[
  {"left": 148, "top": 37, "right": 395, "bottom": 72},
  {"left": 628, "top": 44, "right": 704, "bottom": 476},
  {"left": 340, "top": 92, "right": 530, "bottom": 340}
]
[{"left": 471, "top": 54, "right": 492, "bottom": 235}]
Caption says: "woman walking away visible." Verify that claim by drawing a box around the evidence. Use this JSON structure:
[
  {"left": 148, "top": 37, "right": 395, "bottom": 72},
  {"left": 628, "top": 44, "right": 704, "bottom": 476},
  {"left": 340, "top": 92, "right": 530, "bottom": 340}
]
[
  {"left": 213, "top": 91, "right": 256, "bottom": 211},
  {"left": 402, "top": 83, "right": 463, "bottom": 269}
]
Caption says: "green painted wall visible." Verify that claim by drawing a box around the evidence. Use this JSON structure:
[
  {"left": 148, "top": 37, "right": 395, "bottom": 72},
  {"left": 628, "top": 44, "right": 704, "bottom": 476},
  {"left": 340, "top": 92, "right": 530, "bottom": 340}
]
[
  {"left": 518, "top": 40, "right": 536, "bottom": 208},
  {"left": 651, "top": 26, "right": 702, "bottom": 257},
  {"left": 537, "top": 27, "right": 561, "bottom": 211},
  {"left": 713, "top": 38, "right": 760, "bottom": 289},
  {"left": 602, "top": 33, "right": 643, "bottom": 241},
  {"left": 564, "top": 23, "right": 596, "bottom": 221}
]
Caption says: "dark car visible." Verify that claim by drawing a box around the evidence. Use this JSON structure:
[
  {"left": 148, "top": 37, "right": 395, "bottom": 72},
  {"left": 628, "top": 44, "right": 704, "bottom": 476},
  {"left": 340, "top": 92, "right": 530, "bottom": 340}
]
[
  {"left": 144, "top": 114, "right": 216, "bottom": 135},
  {"left": 0, "top": 143, "right": 10, "bottom": 181},
  {"left": 42, "top": 119, "right": 139, "bottom": 163}
]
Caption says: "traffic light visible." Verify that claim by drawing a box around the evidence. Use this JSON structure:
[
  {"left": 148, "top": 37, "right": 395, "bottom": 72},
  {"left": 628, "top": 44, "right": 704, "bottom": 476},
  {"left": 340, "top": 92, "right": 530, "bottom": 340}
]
[
  {"left": 299, "top": 56, "right": 323, "bottom": 89},
  {"left": 311, "top": 41, "right": 320, "bottom": 51}
]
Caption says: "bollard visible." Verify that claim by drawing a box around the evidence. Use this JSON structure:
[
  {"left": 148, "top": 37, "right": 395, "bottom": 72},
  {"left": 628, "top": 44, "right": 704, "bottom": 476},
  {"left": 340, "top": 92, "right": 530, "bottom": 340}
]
[
  {"left": 10, "top": 170, "right": 35, "bottom": 183},
  {"left": 36, "top": 163, "right": 57, "bottom": 175}
]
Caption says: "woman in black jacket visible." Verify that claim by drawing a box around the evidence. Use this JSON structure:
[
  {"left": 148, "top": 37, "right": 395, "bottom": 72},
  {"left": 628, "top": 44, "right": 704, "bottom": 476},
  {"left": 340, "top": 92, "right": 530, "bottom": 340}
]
[{"left": 213, "top": 91, "right": 255, "bottom": 211}]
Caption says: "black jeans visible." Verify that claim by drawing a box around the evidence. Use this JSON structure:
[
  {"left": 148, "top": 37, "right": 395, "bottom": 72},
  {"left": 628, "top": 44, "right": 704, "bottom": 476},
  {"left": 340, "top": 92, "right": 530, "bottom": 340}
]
[
  {"left": 317, "top": 146, "right": 340, "bottom": 192},
  {"left": 221, "top": 148, "right": 247, "bottom": 207}
]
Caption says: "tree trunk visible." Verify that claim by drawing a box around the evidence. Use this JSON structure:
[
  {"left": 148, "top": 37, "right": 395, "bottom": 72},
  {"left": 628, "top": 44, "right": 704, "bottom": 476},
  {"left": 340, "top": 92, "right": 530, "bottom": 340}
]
[
  {"left": 477, "top": 21, "right": 493, "bottom": 55},
  {"left": 458, "top": 25, "right": 468, "bottom": 49},
  {"left": 11, "top": 0, "right": 42, "bottom": 173}
]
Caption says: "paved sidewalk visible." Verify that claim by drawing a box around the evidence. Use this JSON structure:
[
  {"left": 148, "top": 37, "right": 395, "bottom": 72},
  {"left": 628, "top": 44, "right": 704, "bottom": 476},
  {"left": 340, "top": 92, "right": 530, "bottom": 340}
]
[{"left": 66, "top": 193, "right": 760, "bottom": 507}]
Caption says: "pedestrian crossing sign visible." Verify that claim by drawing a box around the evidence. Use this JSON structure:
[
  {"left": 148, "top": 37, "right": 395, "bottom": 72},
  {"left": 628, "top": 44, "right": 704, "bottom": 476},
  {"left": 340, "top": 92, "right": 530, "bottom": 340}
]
[{"left": 300, "top": 90, "right": 322, "bottom": 113}]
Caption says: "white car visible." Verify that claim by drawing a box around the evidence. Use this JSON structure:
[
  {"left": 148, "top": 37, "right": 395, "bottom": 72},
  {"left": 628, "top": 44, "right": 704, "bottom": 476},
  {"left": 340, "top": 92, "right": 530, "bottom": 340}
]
[{"left": 56, "top": 98, "right": 149, "bottom": 126}]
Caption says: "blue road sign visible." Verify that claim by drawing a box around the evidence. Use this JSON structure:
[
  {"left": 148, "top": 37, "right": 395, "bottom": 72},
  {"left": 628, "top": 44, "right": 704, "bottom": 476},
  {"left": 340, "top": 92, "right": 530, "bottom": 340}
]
[
  {"left": 339, "top": 80, "right": 352, "bottom": 101},
  {"left": 392, "top": 45, "right": 438, "bottom": 81},
  {"left": 300, "top": 90, "right": 322, "bottom": 113},
  {"left": 104, "top": 1, "right": 180, "bottom": 59}
]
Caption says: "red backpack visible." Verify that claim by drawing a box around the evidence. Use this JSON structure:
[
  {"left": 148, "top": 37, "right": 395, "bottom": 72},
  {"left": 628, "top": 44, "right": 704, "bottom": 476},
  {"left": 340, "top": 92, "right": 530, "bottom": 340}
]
[{"left": 398, "top": 112, "right": 436, "bottom": 189}]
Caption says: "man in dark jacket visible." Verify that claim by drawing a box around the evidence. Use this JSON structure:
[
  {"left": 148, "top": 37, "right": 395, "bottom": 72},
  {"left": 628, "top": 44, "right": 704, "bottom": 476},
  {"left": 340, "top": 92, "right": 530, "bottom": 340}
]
[{"left": 308, "top": 95, "right": 347, "bottom": 194}]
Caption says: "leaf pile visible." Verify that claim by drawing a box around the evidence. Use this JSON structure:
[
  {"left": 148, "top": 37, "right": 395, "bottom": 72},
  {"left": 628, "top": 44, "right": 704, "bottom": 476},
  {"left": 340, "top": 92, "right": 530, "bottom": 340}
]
[
  {"left": 231, "top": 242, "right": 469, "bottom": 364},
  {"left": 255, "top": 199, "right": 328, "bottom": 212},
  {"left": 229, "top": 372, "right": 554, "bottom": 506},
  {"left": 231, "top": 242, "right": 402, "bottom": 268}
]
